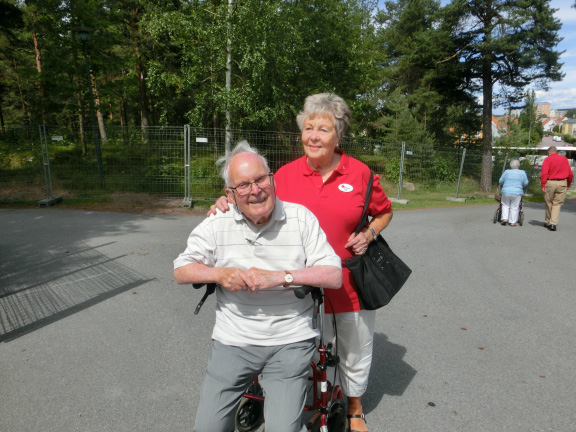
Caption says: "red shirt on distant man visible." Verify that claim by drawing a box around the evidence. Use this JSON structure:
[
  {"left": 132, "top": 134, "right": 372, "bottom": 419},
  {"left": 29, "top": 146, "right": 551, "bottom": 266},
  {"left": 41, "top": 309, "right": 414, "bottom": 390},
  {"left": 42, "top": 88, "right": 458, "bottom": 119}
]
[
  {"left": 540, "top": 146, "right": 574, "bottom": 230},
  {"left": 540, "top": 151, "right": 573, "bottom": 190}
]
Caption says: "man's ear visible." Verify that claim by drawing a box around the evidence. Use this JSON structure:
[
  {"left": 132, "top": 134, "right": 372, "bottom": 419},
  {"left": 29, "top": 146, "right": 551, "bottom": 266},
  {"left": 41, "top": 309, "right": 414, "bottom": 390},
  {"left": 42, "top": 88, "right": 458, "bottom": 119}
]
[{"left": 225, "top": 188, "right": 234, "bottom": 202}]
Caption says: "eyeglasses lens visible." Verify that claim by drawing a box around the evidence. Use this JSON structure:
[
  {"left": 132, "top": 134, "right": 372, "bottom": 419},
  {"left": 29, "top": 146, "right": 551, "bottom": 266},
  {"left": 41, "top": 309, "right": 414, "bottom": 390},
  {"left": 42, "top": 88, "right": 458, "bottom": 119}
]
[{"left": 235, "top": 175, "right": 272, "bottom": 196}]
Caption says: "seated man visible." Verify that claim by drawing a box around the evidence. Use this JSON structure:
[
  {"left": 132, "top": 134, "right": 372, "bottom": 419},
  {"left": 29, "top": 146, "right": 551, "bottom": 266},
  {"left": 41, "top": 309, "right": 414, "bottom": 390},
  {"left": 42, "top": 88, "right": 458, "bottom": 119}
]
[{"left": 173, "top": 140, "right": 342, "bottom": 432}]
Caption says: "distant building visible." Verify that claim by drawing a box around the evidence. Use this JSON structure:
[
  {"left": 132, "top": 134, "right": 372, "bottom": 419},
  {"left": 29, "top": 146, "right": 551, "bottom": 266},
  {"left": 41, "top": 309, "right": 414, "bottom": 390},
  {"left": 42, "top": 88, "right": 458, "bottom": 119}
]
[
  {"left": 559, "top": 118, "right": 576, "bottom": 137},
  {"left": 550, "top": 109, "right": 568, "bottom": 118},
  {"left": 536, "top": 103, "right": 550, "bottom": 117},
  {"left": 490, "top": 116, "right": 517, "bottom": 140},
  {"left": 541, "top": 118, "right": 556, "bottom": 132},
  {"left": 541, "top": 116, "right": 566, "bottom": 132}
]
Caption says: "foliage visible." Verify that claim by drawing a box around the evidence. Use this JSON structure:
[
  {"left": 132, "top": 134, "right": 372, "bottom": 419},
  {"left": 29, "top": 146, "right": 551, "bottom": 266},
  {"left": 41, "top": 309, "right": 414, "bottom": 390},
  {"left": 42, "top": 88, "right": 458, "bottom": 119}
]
[
  {"left": 375, "top": 0, "right": 480, "bottom": 143},
  {"left": 440, "top": 0, "right": 564, "bottom": 191},
  {"left": 0, "top": 0, "right": 566, "bottom": 179}
]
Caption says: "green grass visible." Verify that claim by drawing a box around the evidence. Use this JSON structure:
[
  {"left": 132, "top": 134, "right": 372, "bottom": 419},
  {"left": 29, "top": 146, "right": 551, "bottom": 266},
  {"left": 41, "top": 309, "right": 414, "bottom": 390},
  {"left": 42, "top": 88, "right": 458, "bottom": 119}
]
[{"left": 3, "top": 181, "right": 570, "bottom": 213}]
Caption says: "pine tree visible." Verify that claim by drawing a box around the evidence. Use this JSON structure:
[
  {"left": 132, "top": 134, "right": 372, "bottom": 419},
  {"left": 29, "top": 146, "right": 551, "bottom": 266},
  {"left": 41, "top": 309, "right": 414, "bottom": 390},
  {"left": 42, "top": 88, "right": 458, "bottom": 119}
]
[{"left": 442, "top": 0, "right": 563, "bottom": 191}]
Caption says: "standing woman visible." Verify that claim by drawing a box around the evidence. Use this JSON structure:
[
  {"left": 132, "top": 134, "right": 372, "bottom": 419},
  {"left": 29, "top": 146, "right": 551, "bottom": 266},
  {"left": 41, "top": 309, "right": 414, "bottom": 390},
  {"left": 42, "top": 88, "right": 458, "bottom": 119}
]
[
  {"left": 274, "top": 93, "right": 393, "bottom": 432},
  {"left": 498, "top": 159, "right": 528, "bottom": 226},
  {"left": 209, "top": 93, "right": 393, "bottom": 432}
]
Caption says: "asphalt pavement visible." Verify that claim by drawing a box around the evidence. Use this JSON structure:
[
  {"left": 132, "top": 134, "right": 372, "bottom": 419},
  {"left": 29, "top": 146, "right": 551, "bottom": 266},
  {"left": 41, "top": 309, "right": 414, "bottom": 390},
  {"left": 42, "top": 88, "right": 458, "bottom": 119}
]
[{"left": 1, "top": 197, "right": 575, "bottom": 432}]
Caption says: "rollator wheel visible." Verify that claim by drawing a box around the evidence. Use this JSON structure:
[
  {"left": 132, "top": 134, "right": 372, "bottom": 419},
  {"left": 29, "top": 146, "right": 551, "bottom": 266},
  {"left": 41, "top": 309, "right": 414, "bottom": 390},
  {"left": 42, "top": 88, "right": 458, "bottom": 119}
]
[
  {"left": 493, "top": 207, "right": 501, "bottom": 223},
  {"left": 235, "top": 385, "right": 264, "bottom": 432},
  {"left": 309, "top": 400, "right": 347, "bottom": 432},
  {"left": 519, "top": 211, "right": 524, "bottom": 226}
]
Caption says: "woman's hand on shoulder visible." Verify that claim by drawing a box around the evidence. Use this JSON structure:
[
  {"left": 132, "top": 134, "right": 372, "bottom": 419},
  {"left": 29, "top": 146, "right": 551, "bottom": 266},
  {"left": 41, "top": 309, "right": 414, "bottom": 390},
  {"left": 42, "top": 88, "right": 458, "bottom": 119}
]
[{"left": 206, "top": 196, "right": 232, "bottom": 217}]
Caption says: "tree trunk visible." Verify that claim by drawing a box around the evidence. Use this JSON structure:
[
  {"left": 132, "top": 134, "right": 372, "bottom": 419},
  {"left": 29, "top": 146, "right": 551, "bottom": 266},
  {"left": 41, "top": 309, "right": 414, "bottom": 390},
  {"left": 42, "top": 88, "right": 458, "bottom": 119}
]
[
  {"left": 32, "top": 30, "right": 46, "bottom": 123},
  {"left": 78, "top": 110, "right": 87, "bottom": 155},
  {"left": 92, "top": 82, "right": 108, "bottom": 144},
  {"left": 480, "top": 56, "right": 493, "bottom": 193},
  {"left": 131, "top": 6, "right": 151, "bottom": 141}
]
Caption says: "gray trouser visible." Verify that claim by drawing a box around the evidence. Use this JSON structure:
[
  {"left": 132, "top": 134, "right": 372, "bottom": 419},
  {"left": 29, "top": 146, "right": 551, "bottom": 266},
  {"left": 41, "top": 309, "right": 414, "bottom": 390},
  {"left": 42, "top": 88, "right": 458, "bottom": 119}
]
[{"left": 193, "top": 339, "right": 315, "bottom": 432}]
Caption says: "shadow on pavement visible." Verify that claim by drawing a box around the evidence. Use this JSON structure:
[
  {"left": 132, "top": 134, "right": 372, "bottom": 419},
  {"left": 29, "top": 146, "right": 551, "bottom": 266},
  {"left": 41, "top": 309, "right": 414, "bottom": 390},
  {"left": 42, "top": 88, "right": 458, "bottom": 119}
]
[
  {"left": 364, "top": 332, "right": 417, "bottom": 413},
  {"left": 0, "top": 240, "right": 153, "bottom": 342}
]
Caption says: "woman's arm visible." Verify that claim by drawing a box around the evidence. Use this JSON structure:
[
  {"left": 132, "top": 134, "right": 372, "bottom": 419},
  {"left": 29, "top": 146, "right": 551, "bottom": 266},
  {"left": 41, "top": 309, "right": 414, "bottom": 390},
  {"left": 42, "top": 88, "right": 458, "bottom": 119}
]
[
  {"left": 365, "top": 211, "right": 393, "bottom": 243},
  {"left": 345, "top": 210, "right": 393, "bottom": 254}
]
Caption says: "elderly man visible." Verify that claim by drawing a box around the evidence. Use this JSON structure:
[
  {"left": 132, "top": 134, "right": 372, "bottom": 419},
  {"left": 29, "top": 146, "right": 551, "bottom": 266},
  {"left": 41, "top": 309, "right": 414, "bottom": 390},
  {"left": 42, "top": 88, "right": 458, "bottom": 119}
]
[
  {"left": 174, "top": 140, "right": 342, "bottom": 432},
  {"left": 540, "top": 146, "right": 574, "bottom": 231}
]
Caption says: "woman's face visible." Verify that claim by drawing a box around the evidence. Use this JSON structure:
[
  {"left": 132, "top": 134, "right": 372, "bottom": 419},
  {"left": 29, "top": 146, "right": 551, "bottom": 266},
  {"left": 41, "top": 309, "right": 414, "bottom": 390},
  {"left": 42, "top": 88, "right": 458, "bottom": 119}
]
[{"left": 301, "top": 114, "right": 340, "bottom": 164}]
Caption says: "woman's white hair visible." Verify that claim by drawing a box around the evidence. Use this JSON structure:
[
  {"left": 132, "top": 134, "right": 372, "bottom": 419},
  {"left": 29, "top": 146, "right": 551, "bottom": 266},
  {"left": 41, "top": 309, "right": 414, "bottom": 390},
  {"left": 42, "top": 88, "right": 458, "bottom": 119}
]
[
  {"left": 216, "top": 140, "right": 270, "bottom": 186},
  {"left": 296, "top": 93, "right": 351, "bottom": 137},
  {"left": 510, "top": 159, "right": 520, "bottom": 169}
]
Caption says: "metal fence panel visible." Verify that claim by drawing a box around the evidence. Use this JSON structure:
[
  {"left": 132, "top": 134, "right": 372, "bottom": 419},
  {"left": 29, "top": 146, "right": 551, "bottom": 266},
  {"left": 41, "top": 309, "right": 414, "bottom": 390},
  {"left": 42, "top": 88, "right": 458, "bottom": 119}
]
[{"left": 0, "top": 125, "right": 542, "bottom": 206}]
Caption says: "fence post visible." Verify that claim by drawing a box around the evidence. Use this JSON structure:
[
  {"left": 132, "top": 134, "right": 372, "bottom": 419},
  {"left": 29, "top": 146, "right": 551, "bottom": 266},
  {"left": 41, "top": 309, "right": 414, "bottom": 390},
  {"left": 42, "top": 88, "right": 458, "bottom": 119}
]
[
  {"left": 501, "top": 152, "right": 508, "bottom": 177},
  {"left": 529, "top": 155, "right": 538, "bottom": 184},
  {"left": 183, "top": 125, "right": 192, "bottom": 208},
  {"left": 38, "top": 125, "right": 63, "bottom": 207},
  {"left": 455, "top": 148, "right": 466, "bottom": 198},
  {"left": 397, "top": 141, "right": 406, "bottom": 200}
]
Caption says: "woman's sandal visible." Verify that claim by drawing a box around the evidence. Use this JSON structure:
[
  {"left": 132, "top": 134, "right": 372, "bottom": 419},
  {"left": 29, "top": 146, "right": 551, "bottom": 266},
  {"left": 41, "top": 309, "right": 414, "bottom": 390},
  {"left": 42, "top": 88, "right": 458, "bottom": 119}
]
[{"left": 348, "top": 413, "right": 369, "bottom": 432}]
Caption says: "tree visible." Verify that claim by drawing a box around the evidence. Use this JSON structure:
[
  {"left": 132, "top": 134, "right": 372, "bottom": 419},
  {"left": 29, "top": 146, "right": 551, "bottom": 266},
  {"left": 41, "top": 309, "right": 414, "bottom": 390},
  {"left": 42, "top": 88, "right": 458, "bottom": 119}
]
[
  {"left": 0, "top": 0, "right": 25, "bottom": 130},
  {"left": 372, "top": 87, "right": 436, "bottom": 146},
  {"left": 442, "top": 0, "right": 564, "bottom": 191},
  {"left": 518, "top": 90, "right": 541, "bottom": 146},
  {"left": 374, "top": 0, "right": 481, "bottom": 144},
  {"left": 142, "top": 0, "right": 381, "bottom": 131}
]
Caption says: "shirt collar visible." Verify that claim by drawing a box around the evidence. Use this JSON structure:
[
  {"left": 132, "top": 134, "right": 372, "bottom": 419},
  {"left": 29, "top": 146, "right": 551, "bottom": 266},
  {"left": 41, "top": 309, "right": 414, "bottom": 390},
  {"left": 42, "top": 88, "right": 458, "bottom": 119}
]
[{"left": 231, "top": 197, "right": 285, "bottom": 228}]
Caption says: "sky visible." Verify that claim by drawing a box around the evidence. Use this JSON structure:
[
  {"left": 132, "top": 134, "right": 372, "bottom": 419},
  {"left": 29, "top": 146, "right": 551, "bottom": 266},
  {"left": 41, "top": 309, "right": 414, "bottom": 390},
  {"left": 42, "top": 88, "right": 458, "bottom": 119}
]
[
  {"left": 533, "top": 0, "right": 576, "bottom": 111},
  {"left": 377, "top": 0, "right": 576, "bottom": 114}
]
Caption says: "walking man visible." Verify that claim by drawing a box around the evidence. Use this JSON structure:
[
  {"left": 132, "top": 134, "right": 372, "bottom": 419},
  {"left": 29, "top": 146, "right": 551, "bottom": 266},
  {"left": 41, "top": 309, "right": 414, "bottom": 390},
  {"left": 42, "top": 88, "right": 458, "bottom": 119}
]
[{"left": 540, "top": 146, "right": 574, "bottom": 231}]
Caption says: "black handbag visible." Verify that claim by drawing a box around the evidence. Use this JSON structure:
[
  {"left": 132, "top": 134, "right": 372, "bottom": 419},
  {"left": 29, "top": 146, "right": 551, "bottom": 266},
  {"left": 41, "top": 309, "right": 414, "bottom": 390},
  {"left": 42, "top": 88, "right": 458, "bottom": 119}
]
[{"left": 345, "top": 172, "right": 412, "bottom": 310}]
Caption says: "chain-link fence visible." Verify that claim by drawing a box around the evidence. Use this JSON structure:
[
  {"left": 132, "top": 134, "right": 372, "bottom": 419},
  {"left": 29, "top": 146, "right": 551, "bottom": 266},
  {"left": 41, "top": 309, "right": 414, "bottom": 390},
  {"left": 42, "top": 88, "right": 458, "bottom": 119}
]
[{"left": 1, "top": 124, "right": 548, "bottom": 206}]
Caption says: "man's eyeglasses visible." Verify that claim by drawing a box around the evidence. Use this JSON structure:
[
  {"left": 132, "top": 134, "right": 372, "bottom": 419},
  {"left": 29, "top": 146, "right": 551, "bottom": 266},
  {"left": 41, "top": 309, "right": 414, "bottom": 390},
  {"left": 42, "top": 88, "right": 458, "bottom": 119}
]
[{"left": 229, "top": 174, "right": 273, "bottom": 196}]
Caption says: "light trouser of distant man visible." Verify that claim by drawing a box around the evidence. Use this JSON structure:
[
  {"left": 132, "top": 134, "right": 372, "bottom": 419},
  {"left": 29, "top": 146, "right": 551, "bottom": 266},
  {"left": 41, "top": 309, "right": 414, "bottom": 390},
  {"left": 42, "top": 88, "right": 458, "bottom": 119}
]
[
  {"left": 500, "top": 194, "right": 522, "bottom": 224},
  {"left": 193, "top": 338, "right": 315, "bottom": 432},
  {"left": 544, "top": 179, "right": 567, "bottom": 226}
]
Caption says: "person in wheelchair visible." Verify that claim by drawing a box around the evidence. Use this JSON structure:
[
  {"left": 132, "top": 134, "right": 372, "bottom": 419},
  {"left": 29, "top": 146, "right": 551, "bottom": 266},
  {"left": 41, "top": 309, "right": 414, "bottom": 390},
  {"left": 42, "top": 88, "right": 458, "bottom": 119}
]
[{"left": 174, "top": 140, "right": 342, "bottom": 432}]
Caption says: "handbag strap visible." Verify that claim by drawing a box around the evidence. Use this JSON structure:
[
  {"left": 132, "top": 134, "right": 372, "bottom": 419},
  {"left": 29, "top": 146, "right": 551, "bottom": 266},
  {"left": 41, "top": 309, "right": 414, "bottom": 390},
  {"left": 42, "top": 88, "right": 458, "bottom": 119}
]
[{"left": 353, "top": 172, "right": 374, "bottom": 235}]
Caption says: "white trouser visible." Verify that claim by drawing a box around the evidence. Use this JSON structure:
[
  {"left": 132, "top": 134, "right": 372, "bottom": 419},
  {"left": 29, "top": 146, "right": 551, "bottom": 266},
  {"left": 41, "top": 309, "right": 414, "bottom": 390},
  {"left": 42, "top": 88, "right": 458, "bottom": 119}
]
[
  {"left": 321, "top": 309, "right": 376, "bottom": 398},
  {"left": 501, "top": 194, "right": 522, "bottom": 223}
]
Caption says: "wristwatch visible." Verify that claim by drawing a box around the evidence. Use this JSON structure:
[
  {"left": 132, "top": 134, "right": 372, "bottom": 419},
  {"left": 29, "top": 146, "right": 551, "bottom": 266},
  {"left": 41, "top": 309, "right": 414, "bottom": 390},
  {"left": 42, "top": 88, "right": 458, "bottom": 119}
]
[
  {"left": 283, "top": 271, "right": 294, "bottom": 287},
  {"left": 368, "top": 226, "right": 377, "bottom": 240}
]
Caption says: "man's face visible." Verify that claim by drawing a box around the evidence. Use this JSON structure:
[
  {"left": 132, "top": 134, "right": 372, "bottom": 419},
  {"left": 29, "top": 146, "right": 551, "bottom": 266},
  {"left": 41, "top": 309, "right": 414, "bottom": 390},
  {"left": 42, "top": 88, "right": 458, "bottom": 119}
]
[{"left": 225, "top": 153, "right": 275, "bottom": 226}]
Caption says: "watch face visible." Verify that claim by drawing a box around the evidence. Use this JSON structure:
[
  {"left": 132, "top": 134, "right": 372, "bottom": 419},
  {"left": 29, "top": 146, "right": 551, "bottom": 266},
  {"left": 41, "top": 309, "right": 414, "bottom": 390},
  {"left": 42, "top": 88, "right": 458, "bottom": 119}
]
[{"left": 285, "top": 273, "right": 294, "bottom": 283}]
